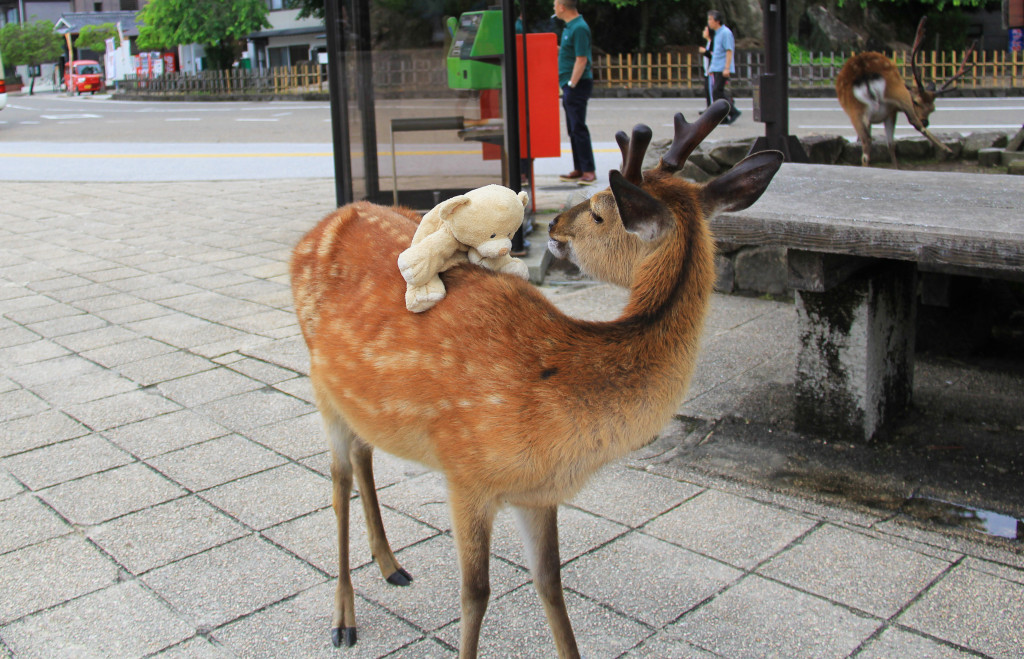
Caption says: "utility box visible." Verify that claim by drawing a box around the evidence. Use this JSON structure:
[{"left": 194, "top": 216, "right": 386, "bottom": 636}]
[{"left": 447, "top": 10, "right": 504, "bottom": 90}]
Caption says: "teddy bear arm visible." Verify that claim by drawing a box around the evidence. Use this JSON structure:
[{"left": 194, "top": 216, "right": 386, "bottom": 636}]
[{"left": 397, "top": 230, "right": 459, "bottom": 286}]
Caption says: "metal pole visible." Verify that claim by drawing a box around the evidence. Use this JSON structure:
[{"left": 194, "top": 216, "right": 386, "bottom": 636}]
[
  {"left": 753, "top": 0, "right": 807, "bottom": 161},
  {"left": 324, "top": 0, "right": 353, "bottom": 206},
  {"left": 501, "top": 0, "right": 521, "bottom": 189},
  {"left": 352, "top": 0, "right": 380, "bottom": 201}
]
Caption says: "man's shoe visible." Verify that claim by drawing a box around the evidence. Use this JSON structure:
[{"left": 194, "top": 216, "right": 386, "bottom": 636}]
[
  {"left": 559, "top": 170, "right": 582, "bottom": 182},
  {"left": 728, "top": 109, "right": 742, "bottom": 123},
  {"left": 577, "top": 172, "right": 597, "bottom": 185}
]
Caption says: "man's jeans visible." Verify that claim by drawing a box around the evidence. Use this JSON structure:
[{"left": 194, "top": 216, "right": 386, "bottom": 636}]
[{"left": 561, "top": 78, "right": 595, "bottom": 173}]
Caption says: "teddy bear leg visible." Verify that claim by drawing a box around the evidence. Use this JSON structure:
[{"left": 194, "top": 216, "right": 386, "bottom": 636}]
[{"left": 405, "top": 277, "right": 447, "bottom": 313}]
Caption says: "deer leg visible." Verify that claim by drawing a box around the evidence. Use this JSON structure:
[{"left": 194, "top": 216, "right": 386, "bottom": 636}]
[
  {"left": 324, "top": 414, "right": 358, "bottom": 647},
  {"left": 512, "top": 505, "right": 580, "bottom": 659},
  {"left": 853, "top": 117, "right": 873, "bottom": 167},
  {"left": 350, "top": 438, "right": 413, "bottom": 586},
  {"left": 883, "top": 114, "right": 899, "bottom": 168},
  {"left": 449, "top": 489, "right": 497, "bottom": 659}
]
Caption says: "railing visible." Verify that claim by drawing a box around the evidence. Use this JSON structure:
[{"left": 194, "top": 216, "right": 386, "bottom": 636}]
[
  {"left": 117, "top": 48, "right": 1024, "bottom": 97},
  {"left": 593, "top": 49, "right": 1024, "bottom": 91}
]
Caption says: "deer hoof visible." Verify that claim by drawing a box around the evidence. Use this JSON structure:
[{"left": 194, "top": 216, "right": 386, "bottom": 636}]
[
  {"left": 386, "top": 568, "right": 413, "bottom": 586},
  {"left": 332, "top": 626, "right": 357, "bottom": 648}
]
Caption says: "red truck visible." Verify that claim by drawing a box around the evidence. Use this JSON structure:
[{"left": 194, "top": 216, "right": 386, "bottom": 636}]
[{"left": 64, "top": 60, "right": 105, "bottom": 95}]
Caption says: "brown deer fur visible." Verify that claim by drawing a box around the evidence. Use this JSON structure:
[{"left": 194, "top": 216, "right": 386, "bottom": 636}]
[
  {"left": 290, "top": 99, "right": 782, "bottom": 658},
  {"left": 835, "top": 17, "right": 976, "bottom": 167}
]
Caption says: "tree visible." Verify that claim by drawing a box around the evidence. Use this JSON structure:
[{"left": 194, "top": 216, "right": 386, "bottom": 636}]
[
  {"left": 75, "top": 23, "right": 120, "bottom": 55},
  {"left": 0, "top": 20, "right": 63, "bottom": 95},
  {"left": 137, "top": 0, "right": 271, "bottom": 70}
]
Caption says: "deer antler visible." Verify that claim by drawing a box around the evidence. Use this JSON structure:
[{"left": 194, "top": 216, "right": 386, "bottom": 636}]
[
  {"left": 615, "top": 124, "right": 653, "bottom": 185},
  {"left": 910, "top": 16, "right": 928, "bottom": 93},
  {"left": 660, "top": 99, "right": 731, "bottom": 172},
  {"left": 936, "top": 40, "right": 977, "bottom": 94}
]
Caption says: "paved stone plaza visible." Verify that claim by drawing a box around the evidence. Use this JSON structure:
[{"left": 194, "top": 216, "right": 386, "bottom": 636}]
[{"left": 1, "top": 179, "right": 1022, "bottom": 657}]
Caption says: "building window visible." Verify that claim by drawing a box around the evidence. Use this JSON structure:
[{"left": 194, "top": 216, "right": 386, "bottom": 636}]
[
  {"left": 94, "top": 2, "right": 103, "bottom": 11},
  {"left": 269, "top": 0, "right": 285, "bottom": 9},
  {"left": 122, "top": 0, "right": 138, "bottom": 9}
]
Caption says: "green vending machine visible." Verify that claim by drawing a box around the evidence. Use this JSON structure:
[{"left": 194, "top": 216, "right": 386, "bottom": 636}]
[{"left": 446, "top": 10, "right": 504, "bottom": 90}]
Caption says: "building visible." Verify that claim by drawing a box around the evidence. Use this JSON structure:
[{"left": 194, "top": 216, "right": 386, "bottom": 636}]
[{"left": 245, "top": 3, "right": 325, "bottom": 71}]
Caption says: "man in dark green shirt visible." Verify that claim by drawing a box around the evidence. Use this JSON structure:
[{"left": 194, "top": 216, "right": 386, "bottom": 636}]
[{"left": 554, "top": 0, "right": 596, "bottom": 185}]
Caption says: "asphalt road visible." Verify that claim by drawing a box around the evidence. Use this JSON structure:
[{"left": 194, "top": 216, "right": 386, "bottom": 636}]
[{"left": 1, "top": 91, "right": 1021, "bottom": 181}]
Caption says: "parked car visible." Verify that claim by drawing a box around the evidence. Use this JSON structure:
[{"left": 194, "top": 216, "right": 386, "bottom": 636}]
[{"left": 64, "top": 60, "right": 105, "bottom": 95}]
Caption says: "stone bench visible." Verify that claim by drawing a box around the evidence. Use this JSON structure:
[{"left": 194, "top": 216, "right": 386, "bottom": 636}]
[{"left": 714, "top": 163, "right": 1024, "bottom": 441}]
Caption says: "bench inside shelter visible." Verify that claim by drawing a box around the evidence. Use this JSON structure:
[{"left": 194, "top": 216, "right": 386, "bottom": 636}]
[{"left": 715, "top": 163, "right": 1024, "bottom": 442}]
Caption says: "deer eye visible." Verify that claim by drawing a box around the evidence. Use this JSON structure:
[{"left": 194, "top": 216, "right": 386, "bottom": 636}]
[
  {"left": 593, "top": 213, "right": 604, "bottom": 224},
  {"left": 490, "top": 233, "right": 496, "bottom": 238}
]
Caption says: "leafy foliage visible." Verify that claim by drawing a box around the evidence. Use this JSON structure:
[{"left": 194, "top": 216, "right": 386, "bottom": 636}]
[
  {"left": 137, "top": 0, "right": 271, "bottom": 69},
  {"left": 75, "top": 23, "right": 120, "bottom": 54},
  {"left": 0, "top": 20, "right": 63, "bottom": 69}
]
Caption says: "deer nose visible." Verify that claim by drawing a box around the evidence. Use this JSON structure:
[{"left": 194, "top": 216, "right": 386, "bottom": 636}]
[{"left": 548, "top": 214, "right": 560, "bottom": 233}]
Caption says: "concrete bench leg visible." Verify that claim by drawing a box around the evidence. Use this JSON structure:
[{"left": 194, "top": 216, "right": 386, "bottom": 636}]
[{"left": 793, "top": 262, "right": 916, "bottom": 442}]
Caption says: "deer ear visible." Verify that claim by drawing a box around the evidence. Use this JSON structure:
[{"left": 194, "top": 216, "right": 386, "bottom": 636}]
[
  {"left": 701, "top": 150, "right": 784, "bottom": 216},
  {"left": 437, "top": 195, "right": 471, "bottom": 222},
  {"left": 609, "top": 170, "right": 675, "bottom": 242}
]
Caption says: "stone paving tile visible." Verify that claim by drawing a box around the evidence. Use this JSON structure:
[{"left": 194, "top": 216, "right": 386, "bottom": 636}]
[
  {"left": 0, "top": 410, "right": 90, "bottom": 458},
  {"left": 898, "top": 563, "right": 1024, "bottom": 658},
  {"left": 856, "top": 627, "right": 978, "bottom": 659},
  {"left": 264, "top": 505, "right": 440, "bottom": 577},
  {"left": 621, "top": 630, "right": 720, "bottom": 658},
  {"left": 352, "top": 534, "right": 529, "bottom": 633},
  {"left": 146, "top": 434, "right": 287, "bottom": 492},
  {"left": 93, "top": 301, "right": 171, "bottom": 325},
  {"left": 195, "top": 387, "right": 314, "bottom": 434},
  {"left": 0, "top": 339, "right": 69, "bottom": 366},
  {"left": 50, "top": 321, "right": 139, "bottom": 352},
  {"left": 87, "top": 496, "right": 248, "bottom": 575},
  {"left": 671, "top": 574, "right": 881, "bottom": 659},
  {"left": 0, "top": 325, "right": 42, "bottom": 349},
  {"left": 81, "top": 336, "right": 177, "bottom": 369},
  {"left": 39, "top": 462, "right": 186, "bottom": 526},
  {"left": 274, "top": 375, "right": 315, "bottom": 403},
  {"left": 389, "top": 638, "right": 457, "bottom": 657},
  {"left": 221, "top": 309, "right": 297, "bottom": 334},
  {"left": 435, "top": 583, "right": 650, "bottom": 659},
  {"left": 5, "top": 352, "right": 106, "bottom": 388},
  {"left": 569, "top": 464, "right": 703, "bottom": 527},
  {"left": 102, "top": 409, "right": 230, "bottom": 459},
  {"left": 0, "top": 494, "right": 70, "bottom": 554},
  {"left": 2, "top": 434, "right": 133, "bottom": 491},
  {"left": 153, "top": 636, "right": 236, "bottom": 659},
  {"left": 0, "top": 581, "right": 193, "bottom": 658},
  {"left": 0, "top": 388, "right": 49, "bottom": 423},
  {"left": 200, "top": 463, "right": 327, "bottom": 530},
  {"left": 376, "top": 471, "right": 452, "bottom": 532},
  {"left": 643, "top": 489, "right": 818, "bottom": 569},
  {"left": 156, "top": 366, "right": 264, "bottom": 408},
  {"left": 142, "top": 535, "right": 325, "bottom": 629},
  {"left": 563, "top": 531, "right": 741, "bottom": 627},
  {"left": 489, "top": 505, "right": 629, "bottom": 569},
  {"left": 4, "top": 300, "right": 82, "bottom": 325},
  {"left": 759, "top": 524, "right": 952, "bottom": 618},
  {"left": 0, "top": 534, "right": 119, "bottom": 624},
  {"left": 64, "top": 388, "right": 182, "bottom": 431},
  {"left": 116, "top": 349, "right": 217, "bottom": 386},
  {"left": 214, "top": 582, "right": 423, "bottom": 659},
  {"left": 25, "top": 312, "right": 108, "bottom": 338},
  {"left": 29, "top": 369, "right": 139, "bottom": 407},
  {"left": 247, "top": 412, "right": 324, "bottom": 460},
  {"left": 226, "top": 356, "right": 300, "bottom": 385},
  {"left": 0, "top": 470, "right": 23, "bottom": 500}
]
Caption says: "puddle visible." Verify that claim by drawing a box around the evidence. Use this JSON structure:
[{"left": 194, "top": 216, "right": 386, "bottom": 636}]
[{"left": 905, "top": 495, "right": 1023, "bottom": 542}]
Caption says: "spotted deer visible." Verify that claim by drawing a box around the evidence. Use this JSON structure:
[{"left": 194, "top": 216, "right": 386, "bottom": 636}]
[
  {"left": 836, "top": 17, "right": 976, "bottom": 167},
  {"left": 289, "top": 99, "right": 783, "bottom": 658}
]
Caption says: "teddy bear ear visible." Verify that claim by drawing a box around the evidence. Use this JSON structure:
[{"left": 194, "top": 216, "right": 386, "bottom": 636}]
[
  {"left": 437, "top": 195, "right": 471, "bottom": 221},
  {"left": 517, "top": 191, "right": 529, "bottom": 208}
]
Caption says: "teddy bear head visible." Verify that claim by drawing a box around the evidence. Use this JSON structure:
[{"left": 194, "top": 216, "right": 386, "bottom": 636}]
[{"left": 442, "top": 185, "right": 529, "bottom": 259}]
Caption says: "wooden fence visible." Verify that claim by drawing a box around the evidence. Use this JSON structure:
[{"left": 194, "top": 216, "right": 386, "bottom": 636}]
[{"left": 118, "top": 48, "right": 1024, "bottom": 97}]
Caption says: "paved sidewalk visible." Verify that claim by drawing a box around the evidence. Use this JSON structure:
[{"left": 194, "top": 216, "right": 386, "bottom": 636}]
[{"left": 1, "top": 179, "right": 1022, "bottom": 658}]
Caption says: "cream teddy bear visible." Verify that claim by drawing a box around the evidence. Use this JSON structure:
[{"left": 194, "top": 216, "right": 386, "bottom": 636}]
[{"left": 397, "top": 185, "right": 530, "bottom": 313}]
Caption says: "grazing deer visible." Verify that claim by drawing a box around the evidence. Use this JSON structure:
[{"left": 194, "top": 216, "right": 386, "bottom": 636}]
[
  {"left": 836, "top": 17, "right": 976, "bottom": 167},
  {"left": 290, "top": 99, "right": 782, "bottom": 658}
]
